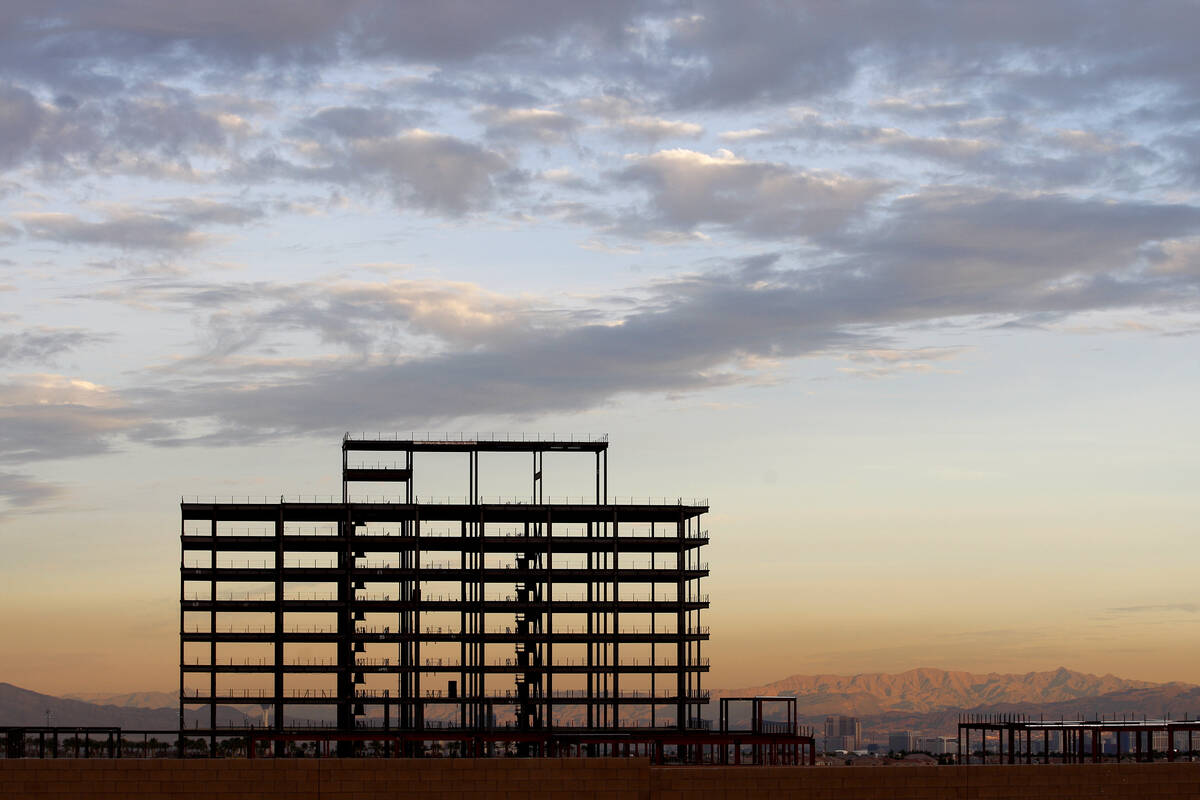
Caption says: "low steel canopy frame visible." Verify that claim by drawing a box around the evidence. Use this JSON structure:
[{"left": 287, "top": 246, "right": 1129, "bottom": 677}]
[{"left": 958, "top": 713, "right": 1200, "bottom": 764}]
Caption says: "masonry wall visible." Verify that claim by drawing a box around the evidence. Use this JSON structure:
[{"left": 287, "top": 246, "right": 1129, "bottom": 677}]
[
  {"left": 3, "top": 758, "right": 1200, "bottom": 800},
  {"left": 655, "top": 763, "right": 1200, "bottom": 799}
]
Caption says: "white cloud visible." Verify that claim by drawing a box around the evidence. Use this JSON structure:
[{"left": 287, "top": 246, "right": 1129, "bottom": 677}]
[
  {"left": 577, "top": 96, "right": 703, "bottom": 142},
  {"left": 616, "top": 148, "right": 888, "bottom": 238},
  {"left": 473, "top": 106, "right": 579, "bottom": 144},
  {"left": 293, "top": 128, "right": 514, "bottom": 215}
]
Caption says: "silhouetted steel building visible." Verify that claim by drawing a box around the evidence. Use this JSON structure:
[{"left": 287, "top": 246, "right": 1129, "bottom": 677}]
[{"left": 179, "top": 434, "right": 714, "bottom": 753}]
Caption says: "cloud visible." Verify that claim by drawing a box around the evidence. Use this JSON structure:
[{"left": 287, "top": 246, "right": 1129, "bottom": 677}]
[
  {"left": 1107, "top": 604, "right": 1199, "bottom": 615},
  {"left": 163, "top": 198, "right": 264, "bottom": 226},
  {"left": 339, "top": 130, "right": 515, "bottom": 215},
  {"left": 659, "top": 1, "right": 1200, "bottom": 111},
  {"left": 16, "top": 182, "right": 1200, "bottom": 456},
  {"left": 0, "top": 83, "right": 44, "bottom": 168},
  {"left": 298, "top": 106, "right": 422, "bottom": 140},
  {"left": 839, "top": 348, "right": 969, "bottom": 379},
  {"left": 870, "top": 96, "right": 973, "bottom": 120},
  {"left": 145, "top": 322, "right": 767, "bottom": 443},
  {"left": 18, "top": 199, "right": 262, "bottom": 251},
  {"left": 577, "top": 96, "right": 703, "bottom": 143},
  {"left": 0, "top": 327, "right": 103, "bottom": 365},
  {"left": 824, "top": 186, "right": 1200, "bottom": 319},
  {"left": 617, "top": 116, "right": 703, "bottom": 142},
  {"left": 253, "top": 128, "right": 514, "bottom": 216},
  {"left": 20, "top": 211, "right": 206, "bottom": 250},
  {"left": 0, "top": 82, "right": 250, "bottom": 175},
  {"left": 0, "top": 374, "right": 151, "bottom": 463},
  {"left": 473, "top": 106, "right": 579, "bottom": 144},
  {"left": 76, "top": 265, "right": 847, "bottom": 442},
  {"left": 538, "top": 167, "right": 598, "bottom": 192},
  {"left": 96, "top": 276, "right": 558, "bottom": 360},
  {"left": 660, "top": 4, "right": 860, "bottom": 108},
  {"left": 1, "top": 1, "right": 1198, "bottom": 468},
  {"left": 0, "top": 1, "right": 643, "bottom": 90},
  {"left": 1145, "top": 237, "right": 1200, "bottom": 277},
  {"left": 109, "top": 93, "right": 233, "bottom": 157},
  {"left": 0, "top": 471, "right": 63, "bottom": 514},
  {"left": 4, "top": 2, "right": 1200, "bottom": 126},
  {"left": 719, "top": 110, "right": 994, "bottom": 165},
  {"left": 847, "top": 348, "right": 966, "bottom": 364},
  {"left": 614, "top": 148, "right": 888, "bottom": 238}
]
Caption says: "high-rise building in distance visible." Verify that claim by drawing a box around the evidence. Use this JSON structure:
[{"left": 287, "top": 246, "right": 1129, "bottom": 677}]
[{"left": 823, "top": 715, "right": 861, "bottom": 751}]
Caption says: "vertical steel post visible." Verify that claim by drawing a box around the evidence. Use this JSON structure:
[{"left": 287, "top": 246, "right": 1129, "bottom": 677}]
[
  {"left": 586, "top": 524, "right": 593, "bottom": 731},
  {"left": 545, "top": 512, "right": 553, "bottom": 729},
  {"left": 612, "top": 512, "right": 620, "bottom": 729},
  {"left": 178, "top": 511, "right": 187, "bottom": 758},
  {"left": 274, "top": 507, "right": 285, "bottom": 750},
  {"left": 210, "top": 517, "right": 218, "bottom": 753},
  {"left": 676, "top": 510, "right": 686, "bottom": 730}
]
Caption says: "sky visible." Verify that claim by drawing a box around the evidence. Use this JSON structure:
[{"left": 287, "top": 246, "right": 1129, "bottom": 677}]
[{"left": 1, "top": 1, "right": 1199, "bottom": 696}]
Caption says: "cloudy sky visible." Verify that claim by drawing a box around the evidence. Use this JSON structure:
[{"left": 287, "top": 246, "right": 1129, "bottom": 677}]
[{"left": 2, "top": 1, "right": 1199, "bottom": 694}]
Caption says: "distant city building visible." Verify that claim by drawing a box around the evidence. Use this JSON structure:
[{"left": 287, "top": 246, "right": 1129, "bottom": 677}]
[
  {"left": 888, "top": 731, "right": 915, "bottom": 753},
  {"left": 917, "top": 736, "right": 957, "bottom": 755},
  {"left": 1103, "top": 732, "right": 1134, "bottom": 755},
  {"left": 824, "top": 715, "right": 861, "bottom": 751}
]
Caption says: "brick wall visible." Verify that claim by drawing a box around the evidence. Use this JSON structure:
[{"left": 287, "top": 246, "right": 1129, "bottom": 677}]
[
  {"left": 2, "top": 758, "right": 1199, "bottom": 800},
  {"left": 0, "top": 758, "right": 647, "bottom": 800},
  {"left": 652, "top": 763, "right": 1200, "bottom": 800}
]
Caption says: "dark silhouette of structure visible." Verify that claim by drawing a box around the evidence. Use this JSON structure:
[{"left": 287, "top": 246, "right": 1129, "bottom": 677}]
[
  {"left": 177, "top": 433, "right": 805, "bottom": 759},
  {"left": 958, "top": 713, "right": 1200, "bottom": 764}
]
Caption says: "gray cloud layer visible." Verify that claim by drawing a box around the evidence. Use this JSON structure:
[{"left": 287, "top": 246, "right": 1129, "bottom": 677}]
[
  {"left": 0, "top": 471, "right": 62, "bottom": 513},
  {"left": 615, "top": 149, "right": 889, "bottom": 239},
  {"left": 13, "top": 182, "right": 1186, "bottom": 455},
  {"left": 0, "top": 327, "right": 101, "bottom": 365},
  {"left": 3, "top": 3, "right": 1199, "bottom": 119},
  {"left": 3, "top": 0, "right": 1200, "bottom": 471},
  {"left": 19, "top": 199, "right": 263, "bottom": 251}
]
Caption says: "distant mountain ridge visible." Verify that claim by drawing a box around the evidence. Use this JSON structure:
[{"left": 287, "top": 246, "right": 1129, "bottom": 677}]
[
  {"left": 0, "top": 683, "right": 250, "bottom": 729},
  {"left": 717, "top": 667, "right": 1184, "bottom": 716},
  {"left": 861, "top": 682, "right": 1200, "bottom": 739},
  {"left": 7, "top": 667, "right": 1198, "bottom": 737},
  {"left": 64, "top": 691, "right": 178, "bottom": 710}
]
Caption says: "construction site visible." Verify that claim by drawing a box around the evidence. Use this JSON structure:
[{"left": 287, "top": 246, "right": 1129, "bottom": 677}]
[
  {"left": 174, "top": 433, "right": 814, "bottom": 764},
  {"left": 3, "top": 433, "right": 1200, "bottom": 799}
]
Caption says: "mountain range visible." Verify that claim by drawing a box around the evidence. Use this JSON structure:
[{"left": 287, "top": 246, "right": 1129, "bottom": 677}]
[
  {"left": 5, "top": 667, "right": 1198, "bottom": 739},
  {"left": 715, "top": 667, "right": 1199, "bottom": 738},
  {"left": 717, "top": 666, "right": 1171, "bottom": 715},
  {"left": 0, "top": 683, "right": 251, "bottom": 729}
]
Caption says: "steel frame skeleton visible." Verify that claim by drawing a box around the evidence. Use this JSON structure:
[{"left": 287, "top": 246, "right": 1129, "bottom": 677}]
[
  {"left": 179, "top": 434, "right": 715, "bottom": 756},
  {"left": 958, "top": 714, "right": 1200, "bottom": 764}
]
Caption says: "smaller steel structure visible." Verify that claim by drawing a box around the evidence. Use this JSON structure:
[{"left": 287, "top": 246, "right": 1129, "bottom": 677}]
[
  {"left": 958, "top": 713, "right": 1200, "bottom": 764},
  {"left": 716, "top": 696, "right": 812, "bottom": 765},
  {"left": 719, "top": 696, "right": 799, "bottom": 737}
]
